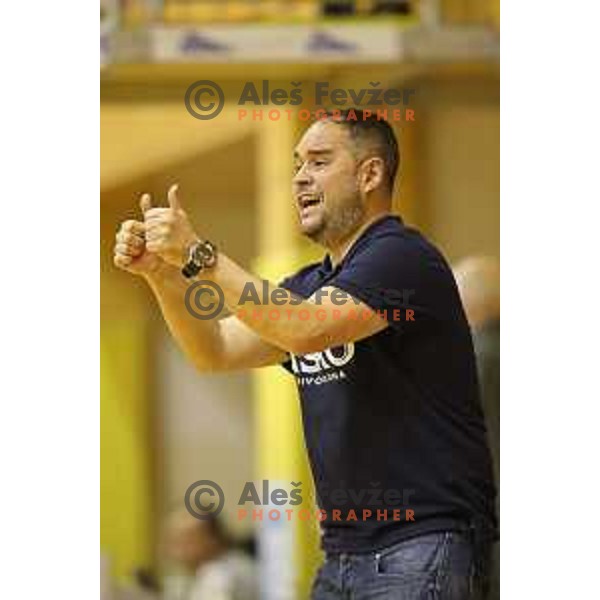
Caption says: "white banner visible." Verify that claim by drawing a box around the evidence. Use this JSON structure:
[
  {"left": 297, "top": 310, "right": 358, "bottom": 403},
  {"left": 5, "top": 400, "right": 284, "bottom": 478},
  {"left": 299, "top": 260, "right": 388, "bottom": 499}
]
[{"left": 151, "top": 23, "right": 406, "bottom": 64}]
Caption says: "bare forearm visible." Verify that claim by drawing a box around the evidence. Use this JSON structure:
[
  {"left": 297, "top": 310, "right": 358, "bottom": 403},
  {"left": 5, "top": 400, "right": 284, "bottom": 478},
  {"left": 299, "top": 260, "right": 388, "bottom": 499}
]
[
  {"left": 210, "top": 256, "right": 317, "bottom": 352},
  {"left": 145, "top": 253, "right": 321, "bottom": 357},
  {"left": 144, "top": 251, "right": 380, "bottom": 366},
  {"left": 212, "top": 255, "right": 368, "bottom": 355},
  {"left": 144, "top": 262, "right": 225, "bottom": 372}
]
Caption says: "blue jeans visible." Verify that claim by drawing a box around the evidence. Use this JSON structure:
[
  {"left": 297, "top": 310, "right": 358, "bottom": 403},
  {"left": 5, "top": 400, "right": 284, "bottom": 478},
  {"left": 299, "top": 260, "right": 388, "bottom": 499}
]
[{"left": 311, "top": 531, "right": 491, "bottom": 600}]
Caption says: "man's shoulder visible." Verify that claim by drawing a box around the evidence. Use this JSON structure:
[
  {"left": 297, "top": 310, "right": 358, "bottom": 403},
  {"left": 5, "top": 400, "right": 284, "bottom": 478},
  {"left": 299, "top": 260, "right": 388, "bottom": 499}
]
[{"left": 351, "top": 221, "right": 448, "bottom": 270}]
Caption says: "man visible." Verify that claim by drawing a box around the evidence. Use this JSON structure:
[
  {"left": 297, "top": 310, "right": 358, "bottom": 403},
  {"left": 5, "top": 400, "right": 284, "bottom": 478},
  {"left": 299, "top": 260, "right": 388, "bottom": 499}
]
[
  {"left": 114, "top": 110, "right": 497, "bottom": 599},
  {"left": 162, "top": 511, "right": 258, "bottom": 600}
]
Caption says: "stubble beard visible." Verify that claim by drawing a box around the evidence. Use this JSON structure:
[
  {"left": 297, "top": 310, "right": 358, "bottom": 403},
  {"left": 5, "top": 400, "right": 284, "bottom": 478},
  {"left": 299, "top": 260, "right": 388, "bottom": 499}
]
[{"left": 306, "top": 191, "right": 366, "bottom": 249}]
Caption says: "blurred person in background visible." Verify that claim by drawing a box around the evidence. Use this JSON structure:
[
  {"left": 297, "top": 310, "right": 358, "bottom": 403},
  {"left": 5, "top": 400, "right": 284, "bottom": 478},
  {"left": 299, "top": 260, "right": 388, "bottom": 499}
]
[
  {"left": 454, "top": 256, "right": 500, "bottom": 600},
  {"left": 114, "top": 111, "right": 497, "bottom": 599},
  {"left": 162, "top": 510, "right": 258, "bottom": 600},
  {"left": 454, "top": 257, "right": 500, "bottom": 482}
]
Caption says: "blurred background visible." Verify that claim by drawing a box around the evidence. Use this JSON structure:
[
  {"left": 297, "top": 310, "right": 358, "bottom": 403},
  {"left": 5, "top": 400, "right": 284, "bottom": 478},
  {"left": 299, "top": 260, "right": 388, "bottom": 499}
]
[{"left": 100, "top": 1, "right": 499, "bottom": 598}]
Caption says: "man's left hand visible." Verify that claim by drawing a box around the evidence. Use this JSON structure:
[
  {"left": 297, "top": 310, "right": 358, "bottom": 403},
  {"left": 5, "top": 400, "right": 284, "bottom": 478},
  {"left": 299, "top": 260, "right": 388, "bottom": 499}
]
[{"left": 142, "top": 183, "right": 199, "bottom": 268}]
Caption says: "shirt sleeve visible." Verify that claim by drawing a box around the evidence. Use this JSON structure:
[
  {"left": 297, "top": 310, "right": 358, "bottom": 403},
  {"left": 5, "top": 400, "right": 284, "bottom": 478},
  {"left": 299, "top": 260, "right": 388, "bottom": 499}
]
[{"left": 329, "top": 234, "right": 448, "bottom": 332}]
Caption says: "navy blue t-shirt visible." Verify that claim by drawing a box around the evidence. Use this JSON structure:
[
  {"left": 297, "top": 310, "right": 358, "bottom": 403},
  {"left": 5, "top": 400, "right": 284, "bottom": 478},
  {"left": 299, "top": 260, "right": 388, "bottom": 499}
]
[{"left": 279, "top": 215, "right": 497, "bottom": 553}]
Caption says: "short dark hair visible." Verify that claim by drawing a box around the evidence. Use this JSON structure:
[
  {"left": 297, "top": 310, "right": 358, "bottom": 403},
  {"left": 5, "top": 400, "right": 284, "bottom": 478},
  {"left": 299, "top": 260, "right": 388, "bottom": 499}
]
[{"left": 323, "top": 108, "right": 400, "bottom": 192}]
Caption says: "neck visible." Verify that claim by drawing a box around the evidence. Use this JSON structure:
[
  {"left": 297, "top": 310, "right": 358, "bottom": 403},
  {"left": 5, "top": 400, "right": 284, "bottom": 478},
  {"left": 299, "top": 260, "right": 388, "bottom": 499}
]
[{"left": 328, "top": 207, "right": 392, "bottom": 267}]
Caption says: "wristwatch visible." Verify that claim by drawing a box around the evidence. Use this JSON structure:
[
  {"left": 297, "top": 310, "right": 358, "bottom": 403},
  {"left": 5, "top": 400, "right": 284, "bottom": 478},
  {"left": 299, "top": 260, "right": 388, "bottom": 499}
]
[{"left": 181, "top": 239, "right": 218, "bottom": 279}]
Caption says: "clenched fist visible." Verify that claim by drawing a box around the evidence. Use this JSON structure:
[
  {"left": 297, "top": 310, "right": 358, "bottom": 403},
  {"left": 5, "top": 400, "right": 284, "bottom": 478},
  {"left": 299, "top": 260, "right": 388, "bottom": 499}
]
[
  {"left": 113, "top": 194, "right": 163, "bottom": 276},
  {"left": 142, "top": 184, "right": 198, "bottom": 268}
]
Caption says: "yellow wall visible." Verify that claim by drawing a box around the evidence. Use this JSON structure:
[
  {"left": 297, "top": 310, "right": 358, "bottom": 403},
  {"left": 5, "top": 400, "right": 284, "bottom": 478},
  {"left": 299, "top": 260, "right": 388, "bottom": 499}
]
[
  {"left": 441, "top": 0, "right": 500, "bottom": 26},
  {"left": 417, "top": 76, "right": 500, "bottom": 261}
]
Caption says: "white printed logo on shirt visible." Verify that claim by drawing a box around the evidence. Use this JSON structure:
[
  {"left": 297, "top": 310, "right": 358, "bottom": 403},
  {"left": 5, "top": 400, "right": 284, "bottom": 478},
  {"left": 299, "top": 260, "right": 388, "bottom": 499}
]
[{"left": 290, "top": 343, "right": 355, "bottom": 386}]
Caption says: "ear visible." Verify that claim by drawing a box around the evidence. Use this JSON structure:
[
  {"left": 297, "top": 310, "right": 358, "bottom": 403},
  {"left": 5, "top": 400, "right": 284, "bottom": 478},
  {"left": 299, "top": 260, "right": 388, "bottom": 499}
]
[{"left": 359, "top": 157, "right": 386, "bottom": 194}]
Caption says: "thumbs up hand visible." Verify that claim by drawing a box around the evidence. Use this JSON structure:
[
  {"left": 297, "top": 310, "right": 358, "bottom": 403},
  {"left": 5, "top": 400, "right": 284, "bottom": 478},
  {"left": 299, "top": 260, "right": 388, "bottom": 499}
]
[
  {"left": 142, "top": 183, "right": 199, "bottom": 268},
  {"left": 113, "top": 193, "right": 164, "bottom": 276}
]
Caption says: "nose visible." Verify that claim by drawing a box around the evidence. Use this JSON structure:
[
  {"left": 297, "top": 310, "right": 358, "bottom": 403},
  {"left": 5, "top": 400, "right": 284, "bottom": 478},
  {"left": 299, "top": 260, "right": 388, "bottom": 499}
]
[{"left": 292, "top": 161, "right": 312, "bottom": 188}]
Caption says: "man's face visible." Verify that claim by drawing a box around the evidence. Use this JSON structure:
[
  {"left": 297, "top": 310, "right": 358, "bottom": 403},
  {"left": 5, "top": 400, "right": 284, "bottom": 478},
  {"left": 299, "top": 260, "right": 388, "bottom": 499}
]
[{"left": 292, "top": 121, "right": 365, "bottom": 245}]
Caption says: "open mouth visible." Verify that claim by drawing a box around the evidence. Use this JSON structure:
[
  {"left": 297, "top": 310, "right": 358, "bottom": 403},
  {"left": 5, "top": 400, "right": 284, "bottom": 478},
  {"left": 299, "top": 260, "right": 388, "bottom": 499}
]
[{"left": 297, "top": 193, "right": 323, "bottom": 210}]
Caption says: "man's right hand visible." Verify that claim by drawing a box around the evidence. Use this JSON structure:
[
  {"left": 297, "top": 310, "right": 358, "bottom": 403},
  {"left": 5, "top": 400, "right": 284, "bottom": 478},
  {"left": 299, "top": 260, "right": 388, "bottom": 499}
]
[{"left": 114, "top": 194, "right": 164, "bottom": 276}]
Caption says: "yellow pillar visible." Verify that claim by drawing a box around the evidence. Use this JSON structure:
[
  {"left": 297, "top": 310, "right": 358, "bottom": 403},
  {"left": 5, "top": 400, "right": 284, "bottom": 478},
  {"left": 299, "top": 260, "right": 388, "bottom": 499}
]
[
  {"left": 252, "top": 116, "right": 322, "bottom": 600},
  {"left": 100, "top": 307, "right": 154, "bottom": 583}
]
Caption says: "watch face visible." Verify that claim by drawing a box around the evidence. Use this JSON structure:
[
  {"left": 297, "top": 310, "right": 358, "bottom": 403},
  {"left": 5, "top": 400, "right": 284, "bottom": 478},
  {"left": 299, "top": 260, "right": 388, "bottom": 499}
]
[
  {"left": 192, "top": 244, "right": 205, "bottom": 264},
  {"left": 204, "top": 243, "right": 217, "bottom": 267},
  {"left": 193, "top": 241, "right": 216, "bottom": 266}
]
